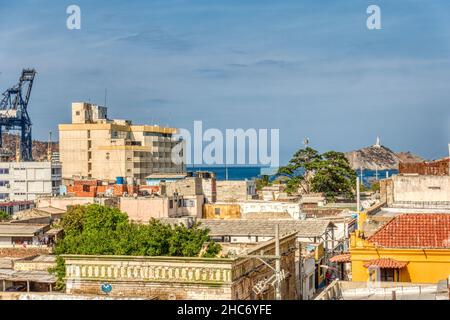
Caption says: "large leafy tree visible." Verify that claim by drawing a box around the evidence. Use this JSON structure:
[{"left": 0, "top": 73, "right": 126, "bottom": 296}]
[
  {"left": 277, "top": 147, "right": 356, "bottom": 200},
  {"left": 52, "top": 204, "right": 221, "bottom": 289}
]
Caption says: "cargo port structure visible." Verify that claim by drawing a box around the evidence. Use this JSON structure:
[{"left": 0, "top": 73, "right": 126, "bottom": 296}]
[{"left": 0, "top": 69, "right": 36, "bottom": 161}]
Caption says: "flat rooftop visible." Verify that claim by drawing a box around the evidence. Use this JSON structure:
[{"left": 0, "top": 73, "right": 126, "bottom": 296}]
[
  {"left": 376, "top": 207, "right": 450, "bottom": 216},
  {"left": 0, "top": 224, "right": 47, "bottom": 237}
]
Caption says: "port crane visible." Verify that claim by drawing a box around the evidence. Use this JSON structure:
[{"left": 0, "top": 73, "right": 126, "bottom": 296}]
[{"left": 0, "top": 69, "right": 36, "bottom": 161}]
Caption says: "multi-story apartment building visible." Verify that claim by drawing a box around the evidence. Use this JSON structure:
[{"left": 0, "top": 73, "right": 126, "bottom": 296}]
[
  {"left": 0, "top": 161, "right": 62, "bottom": 202},
  {"left": 59, "top": 102, "right": 185, "bottom": 184}
]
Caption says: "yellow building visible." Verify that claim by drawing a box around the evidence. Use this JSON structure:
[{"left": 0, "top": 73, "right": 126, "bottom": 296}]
[
  {"left": 59, "top": 102, "right": 185, "bottom": 184},
  {"left": 203, "top": 203, "right": 241, "bottom": 219},
  {"left": 350, "top": 214, "right": 450, "bottom": 283}
]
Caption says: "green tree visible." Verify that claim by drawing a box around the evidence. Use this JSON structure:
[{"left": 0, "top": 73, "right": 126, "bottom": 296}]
[
  {"left": 0, "top": 211, "right": 11, "bottom": 222},
  {"left": 278, "top": 147, "right": 356, "bottom": 200},
  {"left": 255, "top": 175, "right": 270, "bottom": 191},
  {"left": 370, "top": 181, "right": 380, "bottom": 192},
  {"left": 48, "top": 256, "right": 66, "bottom": 291}
]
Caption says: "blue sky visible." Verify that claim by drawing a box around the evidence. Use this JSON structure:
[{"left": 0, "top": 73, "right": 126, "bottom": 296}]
[{"left": 0, "top": 0, "right": 449, "bottom": 164}]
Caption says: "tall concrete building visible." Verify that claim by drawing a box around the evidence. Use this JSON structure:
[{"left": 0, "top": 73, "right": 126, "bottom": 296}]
[{"left": 59, "top": 102, "right": 185, "bottom": 184}]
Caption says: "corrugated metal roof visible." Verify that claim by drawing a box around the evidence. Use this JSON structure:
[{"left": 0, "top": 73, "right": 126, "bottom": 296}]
[
  {"left": 0, "top": 269, "right": 55, "bottom": 283},
  {"left": 197, "top": 219, "right": 334, "bottom": 237},
  {"left": 0, "top": 223, "right": 47, "bottom": 236}
]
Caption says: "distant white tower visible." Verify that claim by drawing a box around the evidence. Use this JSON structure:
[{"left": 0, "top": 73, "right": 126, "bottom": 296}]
[
  {"left": 374, "top": 136, "right": 381, "bottom": 148},
  {"left": 303, "top": 138, "right": 310, "bottom": 148}
]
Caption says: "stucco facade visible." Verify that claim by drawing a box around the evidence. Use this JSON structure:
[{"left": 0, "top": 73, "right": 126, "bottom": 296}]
[
  {"left": 350, "top": 234, "right": 450, "bottom": 283},
  {"left": 59, "top": 102, "right": 185, "bottom": 185}
]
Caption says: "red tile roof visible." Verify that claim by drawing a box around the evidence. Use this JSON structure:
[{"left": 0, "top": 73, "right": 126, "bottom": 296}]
[
  {"left": 330, "top": 253, "right": 351, "bottom": 263},
  {"left": 363, "top": 258, "right": 407, "bottom": 269},
  {"left": 368, "top": 214, "right": 450, "bottom": 248}
]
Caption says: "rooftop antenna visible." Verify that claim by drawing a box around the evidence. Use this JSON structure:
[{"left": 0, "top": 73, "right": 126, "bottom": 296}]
[{"left": 104, "top": 88, "right": 107, "bottom": 107}]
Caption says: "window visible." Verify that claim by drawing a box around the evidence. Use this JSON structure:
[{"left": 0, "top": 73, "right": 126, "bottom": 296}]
[
  {"left": 0, "top": 168, "right": 9, "bottom": 174},
  {"left": 87, "top": 130, "right": 91, "bottom": 138},
  {"left": 76, "top": 111, "right": 80, "bottom": 115},
  {"left": 0, "top": 193, "right": 9, "bottom": 200},
  {"left": 169, "top": 200, "right": 173, "bottom": 209},
  {"left": 87, "top": 140, "right": 92, "bottom": 149},
  {"left": 0, "top": 180, "right": 9, "bottom": 187},
  {"left": 380, "top": 269, "right": 395, "bottom": 282},
  {"left": 215, "top": 208, "right": 221, "bottom": 215}
]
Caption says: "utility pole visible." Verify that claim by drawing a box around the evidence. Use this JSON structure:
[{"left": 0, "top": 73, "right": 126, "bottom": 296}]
[
  {"left": 275, "top": 224, "right": 281, "bottom": 300},
  {"left": 356, "top": 176, "right": 360, "bottom": 213},
  {"left": 298, "top": 241, "right": 303, "bottom": 300},
  {"left": 47, "top": 131, "right": 52, "bottom": 161}
]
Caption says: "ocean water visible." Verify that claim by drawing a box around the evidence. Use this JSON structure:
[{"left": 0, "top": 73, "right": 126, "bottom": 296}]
[
  {"left": 188, "top": 165, "right": 398, "bottom": 185},
  {"left": 358, "top": 169, "right": 398, "bottom": 187},
  {"left": 187, "top": 166, "right": 262, "bottom": 181}
]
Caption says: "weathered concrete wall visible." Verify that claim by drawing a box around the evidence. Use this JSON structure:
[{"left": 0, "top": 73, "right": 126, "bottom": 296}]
[
  {"left": 36, "top": 197, "right": 119, "bottom": 210},
  {"left": 380, "top": 178, "right": 394, "bottom": 205},
  {"left": 120, "top": 196, "right": 203, "bottom": 223},
  {"left": 399, "top": 158, "right": 449, "bottom": 176},
  {"left": 203, "top": 201, "right": 304, "bottom": 220},
  {"left": 13, "top": 260, "right": 55, "bottom": 272},
  {"left": 239, "top": 201, "right": 303, "bottom": 219},
  {"left": 302, "top": 208, "right": 343, "bottom": 218},
  {"left": 164, "top": 177, "right": 203, "bottom": 197},
  {"left": 392, "top": 175, "right": 450, "bottom": 203},
  {"left": 203, "top": 203, "right": 241, "bottom": 219},
  {"left": 120, "top": 197, "right": 177, "bottom": 222},
  {"left": 182, "top": 195, "right": 204, "bottom": 218},
  {"left": 216, "top": 181, "right": 256, "bottom": 202},
  {"left": 63, "top": 234, "right": 298, "bottom": 300}
]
